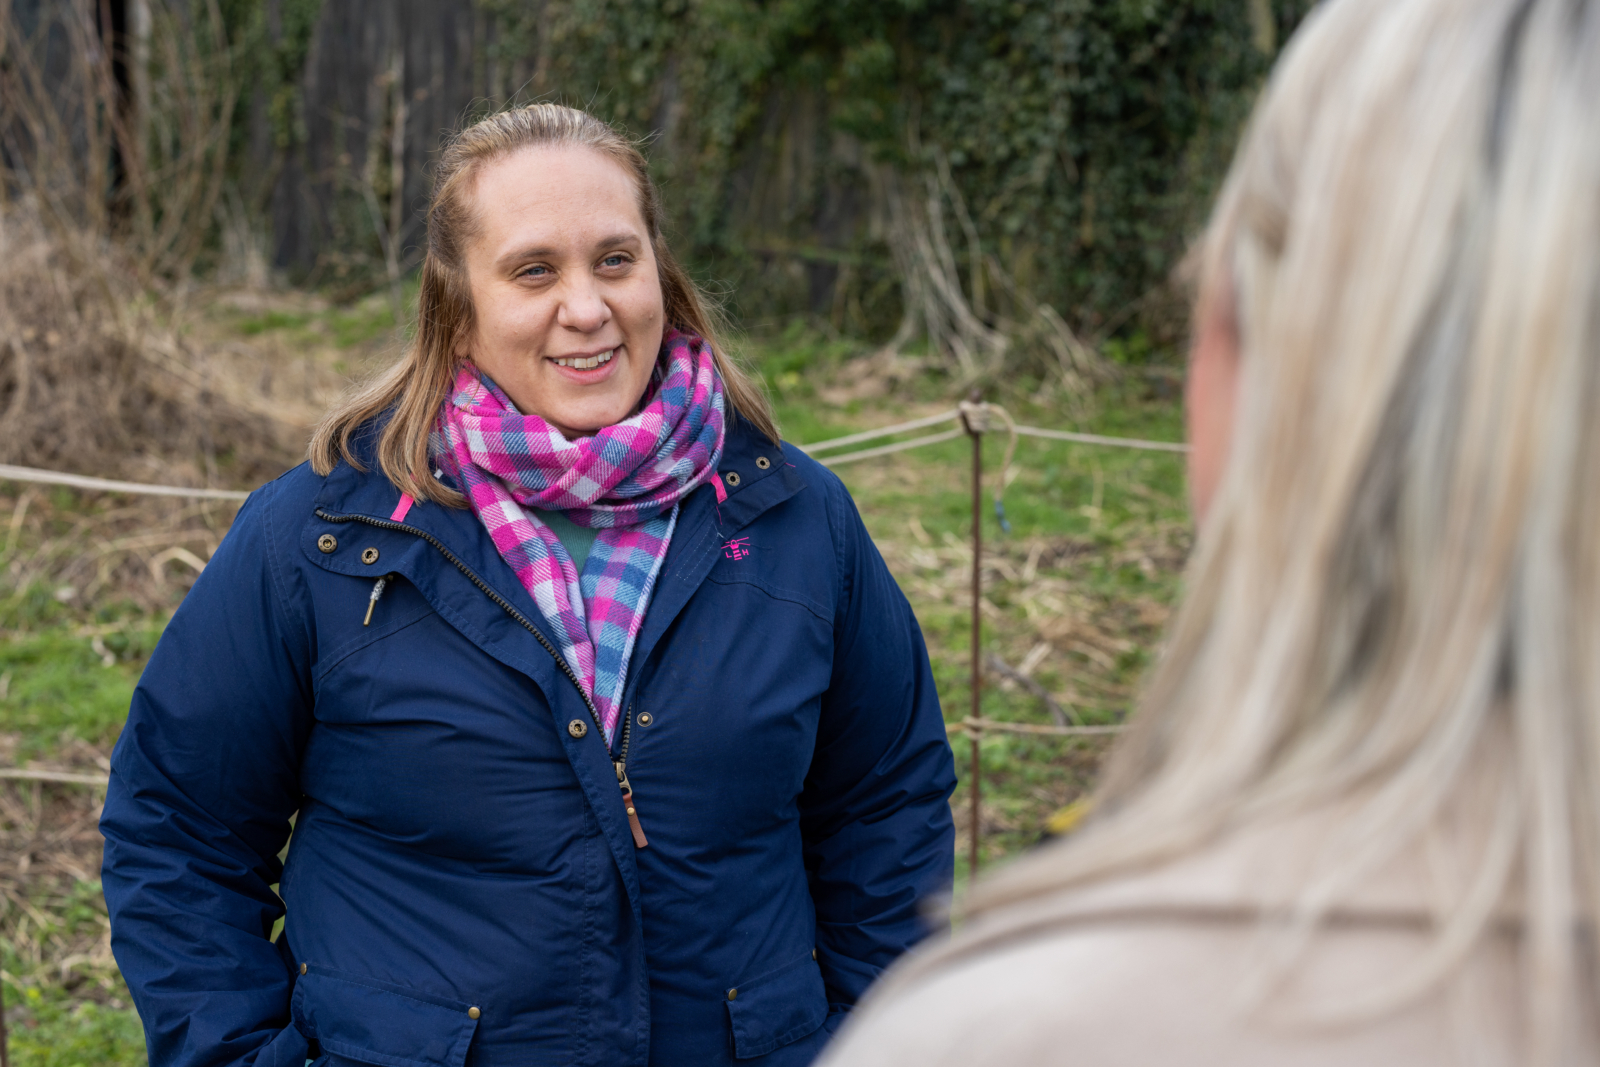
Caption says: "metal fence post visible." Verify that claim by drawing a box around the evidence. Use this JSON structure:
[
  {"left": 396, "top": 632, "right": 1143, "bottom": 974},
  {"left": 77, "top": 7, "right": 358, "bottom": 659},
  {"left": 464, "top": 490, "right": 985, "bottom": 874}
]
[{"left": 963, "top": 390, "right": 984, "bottom": 878}]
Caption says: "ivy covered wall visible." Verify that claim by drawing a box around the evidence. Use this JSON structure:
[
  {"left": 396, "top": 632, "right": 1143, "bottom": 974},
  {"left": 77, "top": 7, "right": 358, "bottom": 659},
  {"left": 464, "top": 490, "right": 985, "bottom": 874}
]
[{"left": 225, "top": 0, "right": 1313, "bottom": 350}]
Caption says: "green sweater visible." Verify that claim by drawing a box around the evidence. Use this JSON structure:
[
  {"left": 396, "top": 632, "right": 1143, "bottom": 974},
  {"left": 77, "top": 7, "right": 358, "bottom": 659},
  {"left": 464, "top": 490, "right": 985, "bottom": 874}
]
[{"left": 535, "top": 508, "right": 601, "bottom": 573}]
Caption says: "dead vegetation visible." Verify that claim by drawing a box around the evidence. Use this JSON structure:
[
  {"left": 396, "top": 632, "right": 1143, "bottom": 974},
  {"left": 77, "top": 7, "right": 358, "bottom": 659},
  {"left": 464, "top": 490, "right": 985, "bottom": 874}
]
[
  {"left": 0, "top": 210, "right": 292, "bottom": 486},
  {"left": 0, "top": 5, "right": 410, "bottom": 631},
  {"left": 0, "top": 0, "right": 312, "bottom": 491},
  {"left": 0, "top": 485, "right": 239, "bottom": 625},
  {"left": 0, "top": 764, "right": 120, "bottom": 1004},
  {"left": 880, "top": 527, "right": 1189, "bottom": 722},
  {"left": 872, "top": 153, "right": 1110, "bottom": 400}
]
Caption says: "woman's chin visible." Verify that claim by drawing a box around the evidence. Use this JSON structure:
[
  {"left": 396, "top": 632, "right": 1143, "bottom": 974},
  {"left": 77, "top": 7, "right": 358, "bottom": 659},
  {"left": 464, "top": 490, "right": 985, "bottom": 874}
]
[{"left": 543, "top": 402, "right": 634, "bottom": 439}]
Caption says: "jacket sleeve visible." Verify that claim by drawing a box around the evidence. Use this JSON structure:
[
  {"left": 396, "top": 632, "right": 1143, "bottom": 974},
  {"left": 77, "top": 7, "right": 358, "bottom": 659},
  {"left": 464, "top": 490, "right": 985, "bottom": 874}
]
[
  {"left": 799, "top": 474, "right": 957, "bottom": 1025},
  {"left": 100, "top": 477, "right": 316, "bottom": 1067}
]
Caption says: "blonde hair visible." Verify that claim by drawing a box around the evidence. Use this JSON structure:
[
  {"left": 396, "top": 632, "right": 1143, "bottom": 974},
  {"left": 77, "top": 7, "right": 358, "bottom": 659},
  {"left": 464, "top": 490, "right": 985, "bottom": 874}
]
[
  {"left": 309, "top": 103, "right": 777, "bottom": 504},
  {"left": 971, "top": 0, "right": 1600, "bottom": 1051}
]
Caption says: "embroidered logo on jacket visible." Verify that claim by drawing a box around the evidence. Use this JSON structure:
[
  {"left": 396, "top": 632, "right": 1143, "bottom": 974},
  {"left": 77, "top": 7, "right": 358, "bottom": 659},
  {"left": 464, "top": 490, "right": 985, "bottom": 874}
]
[{"left": 722, "top": 537, "right": 751, "bottom": 560}]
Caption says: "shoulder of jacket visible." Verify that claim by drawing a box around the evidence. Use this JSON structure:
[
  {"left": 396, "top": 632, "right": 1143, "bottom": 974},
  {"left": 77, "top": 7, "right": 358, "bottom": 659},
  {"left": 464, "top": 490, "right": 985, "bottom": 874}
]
[
  {"left": 773, "top": 444, "right": 851, "bottom": 514},
  {"left": 238, "top": 458, "right": 384, "bottom": 544},
  {"left": 240, "top": 460, "right": 323, "bottom": 523}
]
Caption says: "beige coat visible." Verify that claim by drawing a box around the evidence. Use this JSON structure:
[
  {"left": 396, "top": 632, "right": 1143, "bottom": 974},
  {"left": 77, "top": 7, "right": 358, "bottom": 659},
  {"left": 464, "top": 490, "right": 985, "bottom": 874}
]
[{"left": 819, "top": 821, "right": 1597, "bottom": 1066}]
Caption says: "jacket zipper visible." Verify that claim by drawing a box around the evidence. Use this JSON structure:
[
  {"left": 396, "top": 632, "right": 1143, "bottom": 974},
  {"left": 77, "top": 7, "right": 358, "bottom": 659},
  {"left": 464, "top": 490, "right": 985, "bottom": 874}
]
[{"left": 315, "top": 508, "right": 646, "bottom": 847}]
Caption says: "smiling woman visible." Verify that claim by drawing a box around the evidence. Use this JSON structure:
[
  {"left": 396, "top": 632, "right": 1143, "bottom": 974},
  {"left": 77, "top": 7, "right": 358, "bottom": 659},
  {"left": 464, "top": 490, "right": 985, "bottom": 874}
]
[{"left": 98, "top": 103, "right": 956, "bottom": 1067}]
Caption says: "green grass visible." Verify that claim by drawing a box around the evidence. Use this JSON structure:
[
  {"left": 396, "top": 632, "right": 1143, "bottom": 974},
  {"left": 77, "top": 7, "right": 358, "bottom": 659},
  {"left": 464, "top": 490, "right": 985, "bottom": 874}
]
[
  {"left": 4, "top": 983, "right": 145, "bottom": 1067},
  {"left": 0, "top": 624, "right": 162, "bottom": 762},
  {"left": 234, "top": 309, "right": 313, "bottom": 336},
  {"left": 225, "top": 279, "right": 420, "bottom": 353},
  {"left": 0, "top": 623, "right": 156, "bottom": 1063}
]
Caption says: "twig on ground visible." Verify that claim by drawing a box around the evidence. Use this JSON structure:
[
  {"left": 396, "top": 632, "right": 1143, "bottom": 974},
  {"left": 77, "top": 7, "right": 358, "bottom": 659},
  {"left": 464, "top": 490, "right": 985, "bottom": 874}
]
[{"left": 985, "top": 651, "right": 1080, "bottom": 726}]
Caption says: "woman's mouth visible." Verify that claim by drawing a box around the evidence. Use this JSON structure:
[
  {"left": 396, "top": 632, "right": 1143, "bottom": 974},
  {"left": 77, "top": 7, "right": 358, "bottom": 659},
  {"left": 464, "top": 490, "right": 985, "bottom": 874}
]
[{"left": 551, "top": 349, "right": 614, "bottom": 370}]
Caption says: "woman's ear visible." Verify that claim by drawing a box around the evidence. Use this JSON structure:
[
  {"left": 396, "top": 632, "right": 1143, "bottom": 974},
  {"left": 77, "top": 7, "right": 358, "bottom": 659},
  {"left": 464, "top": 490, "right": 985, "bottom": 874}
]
[{"left": 1185, "top": 273, "right": 1240, "bottom": 524}]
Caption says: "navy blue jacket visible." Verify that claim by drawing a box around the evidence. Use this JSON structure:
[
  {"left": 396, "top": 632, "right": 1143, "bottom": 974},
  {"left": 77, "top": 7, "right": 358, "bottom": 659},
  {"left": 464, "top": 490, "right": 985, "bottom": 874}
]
[{"left": 100, "top": 415, "right": 957, "bottom": 1067}]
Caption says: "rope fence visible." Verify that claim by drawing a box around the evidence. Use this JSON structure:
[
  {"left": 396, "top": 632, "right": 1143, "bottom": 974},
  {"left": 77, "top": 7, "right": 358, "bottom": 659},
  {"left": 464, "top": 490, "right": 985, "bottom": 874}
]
[
  {"left": 0, "top": 767, "right": 110, "bottom": 787},
  {"left": 946, "top": 719, "right": 1124, "bottom": 738},
  {"left": 812, "top": 428, "right": 966, "bottom": 466},
  {"left": 0, "top": 405, "right": 1184, "bottom": 498},
  {"left": 0, "top": 463, "right": 250, "bottom": 500},
  {"left": 799, "top": 406, "right": 1188, "bottom": 466}
]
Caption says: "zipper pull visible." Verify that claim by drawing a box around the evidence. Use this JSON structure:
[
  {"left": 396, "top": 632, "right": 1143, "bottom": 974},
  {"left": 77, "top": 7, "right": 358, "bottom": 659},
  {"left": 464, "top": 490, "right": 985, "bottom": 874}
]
[
  {"left": 363, "top": 575, "right": 390, "bottom": 626},
  {"left": 615, "top": 760, "right": 648, "bottom": 849}
]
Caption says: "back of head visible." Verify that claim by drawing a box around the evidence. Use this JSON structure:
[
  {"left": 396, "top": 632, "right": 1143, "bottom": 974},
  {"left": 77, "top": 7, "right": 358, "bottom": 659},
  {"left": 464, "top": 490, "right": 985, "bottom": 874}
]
[{"left": 972, "top": 0, "right": 1600, "bottom": 1052}]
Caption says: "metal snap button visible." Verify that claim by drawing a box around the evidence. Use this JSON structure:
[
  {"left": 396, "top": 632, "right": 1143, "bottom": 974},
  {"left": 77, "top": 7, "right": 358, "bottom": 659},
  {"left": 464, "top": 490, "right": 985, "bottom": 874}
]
[
  {"left": 727, "top": 988, "right": 738, "bottom": 1001},
  {"left": 637, "top": 712, "right": 654, "bottom": 727},
  {"left": 467, "top": 1006, "right": 481, "bottom": 1020},
  {"left": 361, "top": 547, "right": 379, "bottom": 565},
  {"left": 299, "top": 963, "right": 308, "bottom": 975},
  {"left": 317, "top": 534, "right": 337, "bottom": 554},
  {"left": 812, "top": 948, "right": 818, "bottom": 960},
  {"left": 755, "top": 456, "right": 770, "bottom": 470},
  {"left": 567, "top": 719, "right": 588, "bottom": 739},
  {"left": 724, "top": 471, "right": 741, "bottom": 487}
]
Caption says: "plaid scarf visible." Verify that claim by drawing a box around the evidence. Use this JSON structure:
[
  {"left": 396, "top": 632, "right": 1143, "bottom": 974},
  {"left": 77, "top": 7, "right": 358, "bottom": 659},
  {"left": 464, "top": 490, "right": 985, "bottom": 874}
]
[{"left": 432, "top": 329, "right": 726, "bottom": 744}]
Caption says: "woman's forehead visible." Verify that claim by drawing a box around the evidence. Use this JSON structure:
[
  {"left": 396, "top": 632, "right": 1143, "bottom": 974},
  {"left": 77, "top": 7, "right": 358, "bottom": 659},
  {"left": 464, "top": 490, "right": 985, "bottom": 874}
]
[{"left": 466, "top": 144, "right": 646, "bottom": 256}]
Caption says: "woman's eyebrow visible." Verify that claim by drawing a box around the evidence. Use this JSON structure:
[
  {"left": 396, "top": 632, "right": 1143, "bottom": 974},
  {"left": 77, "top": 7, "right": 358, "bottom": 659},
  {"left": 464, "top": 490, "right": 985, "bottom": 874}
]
[
  {"left": 496, "top": 245, "right": 558, "bottom": 269},
  {"left": 495, "top": 233, "right": 642, "bottom": 269}
]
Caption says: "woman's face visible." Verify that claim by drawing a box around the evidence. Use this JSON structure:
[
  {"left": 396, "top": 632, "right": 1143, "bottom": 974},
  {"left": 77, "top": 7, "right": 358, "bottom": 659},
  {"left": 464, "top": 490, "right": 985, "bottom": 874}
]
[{"left": 455, "top": 145, "right": 665, "bottom": 437}]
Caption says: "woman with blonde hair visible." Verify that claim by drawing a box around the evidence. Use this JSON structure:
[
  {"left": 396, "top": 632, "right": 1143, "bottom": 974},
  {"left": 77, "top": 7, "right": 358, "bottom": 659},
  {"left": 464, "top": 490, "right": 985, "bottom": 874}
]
[
  {"left": 99, "top": 103, "right": 955, "bottom": 1067},
  {"left": 821, "top": 0, "right": 1600, "bottom": 1062}
]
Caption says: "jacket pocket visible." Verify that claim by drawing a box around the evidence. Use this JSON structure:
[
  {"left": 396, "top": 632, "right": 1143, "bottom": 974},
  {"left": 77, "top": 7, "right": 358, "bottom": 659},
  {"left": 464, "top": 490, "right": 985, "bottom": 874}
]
[
  {"left": 725, "top": 950, "right": 828, "bottom": 1060},
  {"left": 292, "top": 966, "right": 481, "bottom": 1067}
]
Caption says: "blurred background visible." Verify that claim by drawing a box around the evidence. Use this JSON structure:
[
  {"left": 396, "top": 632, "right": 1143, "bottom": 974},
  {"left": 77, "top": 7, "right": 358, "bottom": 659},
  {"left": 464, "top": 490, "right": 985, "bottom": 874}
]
[{"left": 0, "top": 1, "right": 1309, "bottom": 1060}]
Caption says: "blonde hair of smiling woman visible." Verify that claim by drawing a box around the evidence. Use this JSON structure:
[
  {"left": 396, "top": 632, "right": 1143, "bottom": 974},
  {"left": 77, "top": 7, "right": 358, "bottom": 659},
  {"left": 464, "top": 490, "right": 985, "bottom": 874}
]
[
  {"left": 903, "top": 0, "right": 1600, "bottom": 1058},
  {"left": 308, "top": 103, "right": 778, "bottom": 505}
]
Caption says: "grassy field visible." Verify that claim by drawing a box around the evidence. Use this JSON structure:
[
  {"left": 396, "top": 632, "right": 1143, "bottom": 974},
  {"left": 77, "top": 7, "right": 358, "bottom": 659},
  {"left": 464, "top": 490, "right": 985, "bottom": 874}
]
[{"left": 0, "top": 300, "right": 1190, "bottom": 1063}]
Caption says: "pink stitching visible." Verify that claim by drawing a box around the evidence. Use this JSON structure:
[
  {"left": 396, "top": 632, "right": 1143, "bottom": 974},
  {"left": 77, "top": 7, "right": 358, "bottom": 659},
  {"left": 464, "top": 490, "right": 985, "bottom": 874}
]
[{"left": 722, "top": 537, "right": 751, "bottom": 560}]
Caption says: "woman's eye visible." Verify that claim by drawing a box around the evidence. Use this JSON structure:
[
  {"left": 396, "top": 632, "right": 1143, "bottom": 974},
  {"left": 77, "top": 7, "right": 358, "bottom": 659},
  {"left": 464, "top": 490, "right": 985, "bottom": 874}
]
[
  {"left": 601, "top": 255, "right": 628, "bottom": 268},
  {"left": 522, "top": 265, "right": 549, "bottom": 278}
]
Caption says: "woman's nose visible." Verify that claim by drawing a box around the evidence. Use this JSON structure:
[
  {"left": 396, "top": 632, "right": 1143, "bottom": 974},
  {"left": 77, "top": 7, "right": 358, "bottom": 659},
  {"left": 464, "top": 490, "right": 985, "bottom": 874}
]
[{"left": 557, "top": 278, "right": 612, "bottom": 332}]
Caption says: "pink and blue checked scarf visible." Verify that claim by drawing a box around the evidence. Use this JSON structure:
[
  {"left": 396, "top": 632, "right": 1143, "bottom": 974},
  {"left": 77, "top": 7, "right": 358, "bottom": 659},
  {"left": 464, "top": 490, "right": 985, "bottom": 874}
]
[{"left": 432, "top": 329, "right": 726, "bottom": 744}]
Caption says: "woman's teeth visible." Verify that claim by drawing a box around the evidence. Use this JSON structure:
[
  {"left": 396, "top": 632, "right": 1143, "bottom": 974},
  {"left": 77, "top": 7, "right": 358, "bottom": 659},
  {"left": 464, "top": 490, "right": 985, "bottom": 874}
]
[{"left": 553, "top": 350, "right": 614, "bottom": 370}]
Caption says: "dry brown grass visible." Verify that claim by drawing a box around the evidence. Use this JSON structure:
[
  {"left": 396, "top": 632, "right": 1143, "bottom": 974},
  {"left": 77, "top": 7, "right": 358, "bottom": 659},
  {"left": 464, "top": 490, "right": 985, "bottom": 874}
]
[
  {"left": 0, "top": 767, "right": 119, "bottom": 1001},
  {"left": 0, "top": 0, "right": 323, "bottom": 497},
  {"left": 0, "top": 210, "right": 291, "bottom": 486}
]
